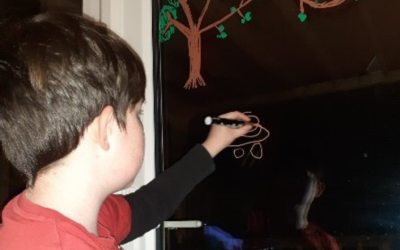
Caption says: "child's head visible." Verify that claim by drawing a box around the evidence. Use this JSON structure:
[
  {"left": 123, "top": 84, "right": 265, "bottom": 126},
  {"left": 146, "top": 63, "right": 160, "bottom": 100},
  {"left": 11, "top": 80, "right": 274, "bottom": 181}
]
[{"left": 0, "top": 13, "right": 146, "bottom": 186}]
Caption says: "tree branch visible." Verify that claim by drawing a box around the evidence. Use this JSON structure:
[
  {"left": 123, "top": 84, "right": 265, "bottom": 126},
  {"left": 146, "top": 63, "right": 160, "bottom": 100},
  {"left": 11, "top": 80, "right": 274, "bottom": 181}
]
[
  {"left": 197, "top": 0, "right": 212, "bottom": 27},
  {"left": 300, "top": 0, "right": 347, "bottom": 13},
  {"left": 200, "top": 0, "right": 254, "bottom": 34},
  {"left": 178, "top": 0, "right": 196, "bottom": 29},
  {"left": 163, "top": 11, "right": 191, "bottom": 38}
]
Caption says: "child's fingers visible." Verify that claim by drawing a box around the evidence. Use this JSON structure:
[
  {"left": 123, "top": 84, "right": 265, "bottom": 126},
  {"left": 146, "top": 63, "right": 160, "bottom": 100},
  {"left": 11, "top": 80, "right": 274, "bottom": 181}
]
[
  {"left": 239, "top": 124, "right": 253, "bottom": 133},
  {"left": 219, "top": 111, "right": 251, "bottom": 121},
  {"left": 232, "top": 124, "right": 252, "bottom": 138}
]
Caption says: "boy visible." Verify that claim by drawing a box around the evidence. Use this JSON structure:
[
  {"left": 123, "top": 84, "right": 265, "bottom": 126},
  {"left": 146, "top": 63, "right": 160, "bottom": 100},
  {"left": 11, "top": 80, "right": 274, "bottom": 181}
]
[{"left": 0, "top": 13, "right": 251, "bottom": 249}]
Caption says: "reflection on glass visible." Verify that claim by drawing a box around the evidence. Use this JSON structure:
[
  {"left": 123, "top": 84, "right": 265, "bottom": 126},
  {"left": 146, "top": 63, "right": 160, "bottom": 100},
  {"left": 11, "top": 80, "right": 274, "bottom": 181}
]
[
  {"left": 294, "top": 171, "right": 339, "bottom": 250},
  {"left": 245, "top": 168, "right": 340, "bottom": 250},
  {"left": 204, "top": 225, "right": 244, "bottom": 250}
]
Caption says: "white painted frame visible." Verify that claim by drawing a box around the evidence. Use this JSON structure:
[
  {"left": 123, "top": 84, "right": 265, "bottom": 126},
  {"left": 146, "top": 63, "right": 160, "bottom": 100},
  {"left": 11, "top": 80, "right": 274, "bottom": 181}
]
[{"left": 83, "top": 1, "right": 156, "bottom": 250}]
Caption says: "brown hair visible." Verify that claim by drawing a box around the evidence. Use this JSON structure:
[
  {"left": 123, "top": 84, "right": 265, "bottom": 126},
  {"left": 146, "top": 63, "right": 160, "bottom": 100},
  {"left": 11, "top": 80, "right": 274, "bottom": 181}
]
[{"left": 0, "top": 13, "right": 146, "bottom": 185}]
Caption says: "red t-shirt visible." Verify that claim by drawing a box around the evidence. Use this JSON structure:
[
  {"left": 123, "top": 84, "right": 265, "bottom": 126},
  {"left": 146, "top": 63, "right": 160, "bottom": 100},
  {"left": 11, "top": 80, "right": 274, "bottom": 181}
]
[
  {"left": 303, "top": 223, "right": 340, "bottom": 250},
  {"left": 0, "top": 192, "right": 131, "bottom": 249}
]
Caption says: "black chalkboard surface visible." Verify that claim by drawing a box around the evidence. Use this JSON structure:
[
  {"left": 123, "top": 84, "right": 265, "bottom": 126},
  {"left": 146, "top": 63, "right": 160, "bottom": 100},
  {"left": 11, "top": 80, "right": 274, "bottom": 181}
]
[{"left": 156, "top": 0, "right": 400, "bottom": 249}]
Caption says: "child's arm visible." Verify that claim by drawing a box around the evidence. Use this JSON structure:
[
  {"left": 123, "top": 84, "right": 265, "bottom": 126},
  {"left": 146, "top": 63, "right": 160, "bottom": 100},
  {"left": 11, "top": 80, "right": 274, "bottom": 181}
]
[
  {"left": 121, "top": 111, "right": 251, "bottom": 243},
  {"left": 122, "top": 144, "right": 213, "bottom": 242}
]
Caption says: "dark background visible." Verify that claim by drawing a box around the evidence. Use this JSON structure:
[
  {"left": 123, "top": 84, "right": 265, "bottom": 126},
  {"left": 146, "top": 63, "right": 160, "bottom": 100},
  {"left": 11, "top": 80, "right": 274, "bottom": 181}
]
[{"left": 160, "top": 0, "right": 400, "bottom": 249}]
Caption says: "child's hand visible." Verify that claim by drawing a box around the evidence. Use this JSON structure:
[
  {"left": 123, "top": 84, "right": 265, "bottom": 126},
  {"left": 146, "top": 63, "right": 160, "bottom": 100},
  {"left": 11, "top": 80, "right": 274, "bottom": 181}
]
[{"left": 202, "top": 111, "right": 252, "bottom": 157}]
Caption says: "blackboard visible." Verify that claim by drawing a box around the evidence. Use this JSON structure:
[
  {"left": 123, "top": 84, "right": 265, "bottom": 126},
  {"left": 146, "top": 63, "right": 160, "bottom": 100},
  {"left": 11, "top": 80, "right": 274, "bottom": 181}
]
[{"left": 156, "top": 0, "right": 400, "bottom": 249}]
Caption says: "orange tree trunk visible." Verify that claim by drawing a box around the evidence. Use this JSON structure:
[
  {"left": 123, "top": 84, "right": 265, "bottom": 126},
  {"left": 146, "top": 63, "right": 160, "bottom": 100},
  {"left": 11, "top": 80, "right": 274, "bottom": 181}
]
[{"left": 184, "top": 28, "right": 206, "bottom": 89}]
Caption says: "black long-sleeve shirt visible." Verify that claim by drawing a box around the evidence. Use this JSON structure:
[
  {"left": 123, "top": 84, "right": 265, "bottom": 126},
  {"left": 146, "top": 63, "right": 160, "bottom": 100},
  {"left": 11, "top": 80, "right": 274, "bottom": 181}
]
[{"left": 121, "top": 144, "right": 215, "bottom": 243}]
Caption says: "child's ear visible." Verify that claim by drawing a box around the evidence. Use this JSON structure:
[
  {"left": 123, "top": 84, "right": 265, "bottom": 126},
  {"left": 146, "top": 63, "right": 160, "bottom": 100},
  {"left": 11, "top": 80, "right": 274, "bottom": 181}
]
[{"left": 96, "top": 105, "right": 115, "bottom": 151}]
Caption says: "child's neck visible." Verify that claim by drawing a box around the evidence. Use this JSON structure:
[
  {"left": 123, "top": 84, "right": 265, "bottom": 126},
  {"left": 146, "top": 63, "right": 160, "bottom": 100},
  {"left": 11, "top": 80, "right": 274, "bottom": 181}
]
[{"left": 25, "top": 169, "right": 107, "bottom": 236}]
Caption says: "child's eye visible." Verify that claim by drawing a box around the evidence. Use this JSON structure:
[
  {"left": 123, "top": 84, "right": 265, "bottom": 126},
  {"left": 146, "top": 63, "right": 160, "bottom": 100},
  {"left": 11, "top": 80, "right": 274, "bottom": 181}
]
[{"left": 138, "top": 109, "right": 144, "bottom": 116}]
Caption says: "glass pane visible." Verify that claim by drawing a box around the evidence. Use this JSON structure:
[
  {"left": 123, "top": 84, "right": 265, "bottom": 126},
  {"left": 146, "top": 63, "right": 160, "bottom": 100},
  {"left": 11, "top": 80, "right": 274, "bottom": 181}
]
[{"left": 157, "top": 0, "right": 400, "bottom": 249}]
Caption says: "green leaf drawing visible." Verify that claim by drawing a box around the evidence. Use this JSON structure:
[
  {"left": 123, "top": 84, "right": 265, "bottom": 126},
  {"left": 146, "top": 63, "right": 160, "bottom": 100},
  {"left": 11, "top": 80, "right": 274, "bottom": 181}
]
[
  {"left": 298, "top": 13, "right": 307, "bottom": 22},
  {"left": 159, "top": 5, "right": 178, "bottom": 42},
  {"left": 230, "top": 6, "right": 237, "bottom": 14},
  {"left": 167, "top": 0, "right": 180, "bottom": 8},
  {"left": 217, "top": 32, "right": 228, "bottom": 39},
  {"left": 245, "top": 12, "right": 252, "bottom": 21},
  {"left": 219, "top": 25, "right": 225, "bottom": 32},
  {"left": 241, "top": 18, "right": 246, "bottom": 24}
]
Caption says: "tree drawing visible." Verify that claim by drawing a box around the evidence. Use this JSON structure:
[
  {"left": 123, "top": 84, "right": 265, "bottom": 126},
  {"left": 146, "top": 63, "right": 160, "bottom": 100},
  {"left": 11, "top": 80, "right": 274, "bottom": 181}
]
[
  {"left": 297, "top": 0, "right": 356, "bottom": 22},
  {"left": 159, "top": 0, "right": 359, "bottom": 89},
  {"left": 159, "top": 0, "right": 255, "bottom": 89}
]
